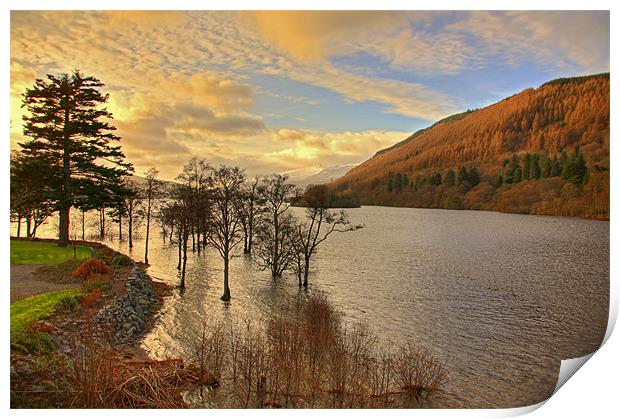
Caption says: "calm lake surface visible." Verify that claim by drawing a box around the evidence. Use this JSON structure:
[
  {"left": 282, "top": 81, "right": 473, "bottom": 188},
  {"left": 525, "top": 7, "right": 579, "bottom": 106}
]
[{"left": 44, "top": 206, "right": 611, "bottom": 408}]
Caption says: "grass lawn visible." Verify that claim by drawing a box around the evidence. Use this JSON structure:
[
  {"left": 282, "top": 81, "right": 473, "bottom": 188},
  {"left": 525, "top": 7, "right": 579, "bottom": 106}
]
[
  {"left": 10, "top": 240, "right": 92, "bottom": 265},
  {"left": 10, "top": 288, "right": 83, "bottom": 339}
]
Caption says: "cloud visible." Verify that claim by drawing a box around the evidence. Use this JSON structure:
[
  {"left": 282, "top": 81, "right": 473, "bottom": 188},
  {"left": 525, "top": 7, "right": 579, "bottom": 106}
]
[
  {"left": 250, "top": 10, "right": 609, "bottom": 76},
  {"left": 10, "top": 10, "right": 609, "bottom": 179},
  {"left": 446, "top": 11, "right": 610, "bottom": 73},
  {"left": 250, "top": 11, "right": 410, "bottom": 62},
  {"left": 263, "top": 129, "right": 408, "bottom": 170}
]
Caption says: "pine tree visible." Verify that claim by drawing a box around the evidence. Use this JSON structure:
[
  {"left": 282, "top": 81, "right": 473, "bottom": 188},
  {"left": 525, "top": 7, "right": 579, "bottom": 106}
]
[
  {"left": 467, "top": 166, "right": 480, "bottom": 186},
  {"left": 530, "top": 154, "right": 541, "bottom": 179},
  {"left": 445, "top": 169, "right": 456, "bottom": 187},
  {"left": 457, "top": 166, "right": 468, "bottom": 186},
  {"left": 522, "top": 153, "right": 532, "bottom": 180},
  {"left": 541, "top": 156, "right": 551, "bottom": 178},
  {"left": 20, "top": 70, "right": 133, "bottom": 246}
]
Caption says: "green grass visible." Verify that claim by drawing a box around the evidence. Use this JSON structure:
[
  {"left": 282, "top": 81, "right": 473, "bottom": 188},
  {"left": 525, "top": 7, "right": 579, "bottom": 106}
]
[
  {"left": 10, "top": 288, "right": 83, "bottom": 340},
  {"left": 10, "top": 240, "right": 92, "bottom": 265}
]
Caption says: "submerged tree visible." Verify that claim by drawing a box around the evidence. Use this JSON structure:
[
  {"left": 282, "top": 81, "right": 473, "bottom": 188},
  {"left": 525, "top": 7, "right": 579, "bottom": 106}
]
[
  {"left": 123, "top": 178, "right": 144, "bottom": 249},
  {"left": 20, "top": 70, "right": 133, "bottom": 246},
  {"left": 255, "top": 174, "right": 299, "bottom": 278},
  {"left": 290, "top": 185, "right": 358, "bottom": 287},
  {"left": 166, "top": 184, "right": 194, "bottom": 288},
  {"left": 239, "top": 176, "right": 264, "bottom": 255},
  {"left": 206, "top": 165, "right": 246, "bottom": 301},
  {"left": 143, "top": 167, "right": 163, "bottom": 263}
]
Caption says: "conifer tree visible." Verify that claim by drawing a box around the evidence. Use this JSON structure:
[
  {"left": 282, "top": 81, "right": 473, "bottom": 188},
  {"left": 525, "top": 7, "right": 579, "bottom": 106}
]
[{"left": 20, "top": 70, "right": 133, "bottom": 246}]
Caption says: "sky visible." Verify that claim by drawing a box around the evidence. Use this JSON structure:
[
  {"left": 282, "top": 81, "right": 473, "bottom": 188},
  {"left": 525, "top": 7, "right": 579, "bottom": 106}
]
[{"left": 9, "top": 10, "right": 610, "bottom": 181}]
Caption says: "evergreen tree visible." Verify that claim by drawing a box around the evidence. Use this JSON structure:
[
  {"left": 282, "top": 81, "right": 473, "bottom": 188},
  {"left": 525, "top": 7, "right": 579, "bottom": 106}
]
[
  {"left": 20, "top": 71, "right": 133, "bottom": 246},
  {"left": 505, "top": 154, "right": 521, "bottom": 183},
  {"left": 522, "top": 153, "right": 532, "bottom": 180},
  {"left": 530, "top": 154, "right": 541, "bottom": 179},
  {"left": 395, "top": 173, "right": 403, "bottom": 192},
  {"left": 513, "top": 166, "right": 522, "bottom": 183},
  {"left": 571, "top": 150, "right": 588, "bottom": 185},
  {"left": 541, "top": 156, "right": 551, "bottom": 178},
  {"left": 550, "top": 155, "right": 562, "bottom": 177},
  {"left": 494, "top": 174, "right": 504, "bottom": 188},
  {"left": 457, "top": 166, "right": 468, "bottom": 186},
  {"left": 562, "top": 146, "right": 588, "bottom": 185},
  {"left": 467, "top": 166, "right": 480, "bottom": 186},
  {"left": 445, "top": 169, "right": 456, "bottom": 187}
]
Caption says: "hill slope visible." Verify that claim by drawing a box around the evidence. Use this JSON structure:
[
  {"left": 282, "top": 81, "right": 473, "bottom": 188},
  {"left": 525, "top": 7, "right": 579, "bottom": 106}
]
[{"left": 330, "top": 73, "right": 609, "bottom": 219}]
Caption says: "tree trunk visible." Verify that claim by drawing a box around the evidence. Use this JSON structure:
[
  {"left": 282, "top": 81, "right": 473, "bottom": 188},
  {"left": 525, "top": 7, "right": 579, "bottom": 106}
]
[
  {"left": 196, "top": 223, "right": 201, "bottom": 255},
  {"left": 26, "top": 214, "right": 32, "bottom": 239},
  {"left": 181, "top": 232, "right": 188, "bottom": 288},
  {"left": 128, "top": 205, "right": 133, "bottom": 249},
  {"left": 145, "top": 199, "right": 151, "bottom": 264},
  {"left": 81, "top": 210, "right": 85, "bottom": 241},
  {"left": 58, "top": 207, "right": 70, "bottom": 246},
  {"left": 191, "top": 225, "right": 195, "bottom": 252},
  {"left": 177, "top": 230, "right": 182, "bottom": 270},
  {"left": 16, "top": 214, "right": 21, "bottom": 238},
  {"left": 118, "top": 212, "right": 122, "bottom": 241},
  {"left": 248, "top": 229, "right": 253, "bottom": 255},
  {"left": 99, "top": 209, "right": 106, "bottom": 240},
  {"left": 303, "top": 257, "right": 310, "bottom": 287},
  {"left": 221, "top": 255, "right": 231, "bottom": 301},
  {"left": 59, "top": 108, "right": 71, "bottom": 247}
]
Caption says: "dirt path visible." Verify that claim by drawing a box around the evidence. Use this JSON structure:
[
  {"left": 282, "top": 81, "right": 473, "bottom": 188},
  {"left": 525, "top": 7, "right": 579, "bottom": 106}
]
[{"left": 10, "top": 265, "right": 78, "bottom": 303}]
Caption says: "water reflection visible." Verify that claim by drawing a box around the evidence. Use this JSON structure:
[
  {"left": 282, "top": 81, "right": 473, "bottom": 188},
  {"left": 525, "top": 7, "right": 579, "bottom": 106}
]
[{"left": 31, "top": 206, "right": 609, "bottom": 408}]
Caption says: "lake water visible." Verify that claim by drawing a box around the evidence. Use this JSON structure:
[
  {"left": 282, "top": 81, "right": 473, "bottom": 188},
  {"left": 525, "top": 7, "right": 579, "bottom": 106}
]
[{"left": 25, "top": 206, "right": 610, "bottom": 408}]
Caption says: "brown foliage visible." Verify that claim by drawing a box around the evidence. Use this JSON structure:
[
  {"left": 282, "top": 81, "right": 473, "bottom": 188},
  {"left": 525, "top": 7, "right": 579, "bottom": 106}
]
[
  {"left": 193, "top": 293, "right": 449, "bottom": 408},
  {"left": 331, "top": 74, "right": 609, "bottom": 219},
  {"left": 80, "top": 288, "right": 103, "bottom": 308},
  {"left": 72, "top": 258, "right": 112, "bottom": 281}
]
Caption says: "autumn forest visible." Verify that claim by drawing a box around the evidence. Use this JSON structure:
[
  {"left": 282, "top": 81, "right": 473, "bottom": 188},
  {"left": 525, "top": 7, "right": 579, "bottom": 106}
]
[{"left": 330, "top": 73, "right": 610, "bottom": 219}]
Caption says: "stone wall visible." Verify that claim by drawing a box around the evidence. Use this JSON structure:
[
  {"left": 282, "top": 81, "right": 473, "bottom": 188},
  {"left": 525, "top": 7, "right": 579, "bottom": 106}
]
[{"left": 94, "top": 264, "right": 157, "bottom": 345}]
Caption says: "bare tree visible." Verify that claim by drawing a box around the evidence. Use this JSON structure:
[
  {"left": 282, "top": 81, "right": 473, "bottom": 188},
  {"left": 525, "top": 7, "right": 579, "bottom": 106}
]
[
  {"left": 166, "top": 184, "right": 194, "bottom": 288},
  {"left": 290, "top": 185, "right": 358, "bottom": 287},
  {"left": 239, "top": 176, "right": 264, "bottom": 255},
  {"left": 206, "top": 165, "right": 246, "bottom": 301},
  {"left": 176, "top": 157, "right": 211, "bottom": 254},
  {"left": 255, "top": 174, "right": 299, "bottom": 278},
  {"left": 143, "top": 167, "right": 162, "bottom": 264},
  {"left": 123, "top": 178, "right": 144, "bottom": 250}
]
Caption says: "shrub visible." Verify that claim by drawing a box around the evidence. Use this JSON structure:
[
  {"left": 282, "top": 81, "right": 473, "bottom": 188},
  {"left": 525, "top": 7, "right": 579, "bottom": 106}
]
[
  {"left": 111, "top": 253, "right": 133, "bottom": 267},
  {"left": 58, "top": 294, "right": 81, "bottom": 313},
  {"left": 84, "top": 275, "right": 113, "bottom": 293},
  {"left": 72, "top": 259, "right": 112, "bottom": 281},
  {"left": 11, "top": 329, "right": 55, "bottom": 355},
  {"left": 80, "top": 288, "right": 103, "bottom": 309},
  {"left": 393, "top": 343, "right": 448, "bottom": 401}
]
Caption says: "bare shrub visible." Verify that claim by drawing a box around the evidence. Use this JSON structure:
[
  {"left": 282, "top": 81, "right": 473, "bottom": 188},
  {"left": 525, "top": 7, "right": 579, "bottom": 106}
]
[
  {"left": 71, "top": 259, "right": 112, "bottom": 281},
  {"left": 393, "top": 343, "right": 448, "bottom": 403}
]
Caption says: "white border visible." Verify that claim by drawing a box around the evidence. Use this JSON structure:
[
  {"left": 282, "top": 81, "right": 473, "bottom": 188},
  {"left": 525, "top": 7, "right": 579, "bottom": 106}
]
[{"left": 2, "top": 1, "right": 616, "bottom": 418}]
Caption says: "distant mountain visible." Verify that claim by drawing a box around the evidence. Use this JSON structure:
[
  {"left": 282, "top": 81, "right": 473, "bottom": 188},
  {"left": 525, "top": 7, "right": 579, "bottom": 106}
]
[
  {"left": 296, "top": 163, "right": 359, "bottom": 188},
  {"left": 280, "top": 165, "right": 324, "bottom": 186},
  {"left": 329, "top": 73, "right": 609, "bottom": 219}
]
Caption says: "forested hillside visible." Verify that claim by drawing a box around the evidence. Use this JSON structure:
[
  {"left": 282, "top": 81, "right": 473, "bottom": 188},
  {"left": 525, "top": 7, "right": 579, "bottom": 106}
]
[{"left": 330, "top": 73, "right": 609, "bottom": 219}]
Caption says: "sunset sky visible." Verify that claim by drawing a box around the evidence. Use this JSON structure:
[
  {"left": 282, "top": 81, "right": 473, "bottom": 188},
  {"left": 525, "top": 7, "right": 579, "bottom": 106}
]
[{"left": 10, "top": 11, "right": 610, "bottom": 180}]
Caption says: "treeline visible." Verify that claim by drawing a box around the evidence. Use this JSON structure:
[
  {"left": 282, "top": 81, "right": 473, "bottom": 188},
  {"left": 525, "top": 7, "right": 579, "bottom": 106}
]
[
  {"left": 387, "top": 165, "right": 480, "bottom": 193},
  {"left": 155, "top": 157, "right": 359, "bottom": 300},
  {"left": 498, "top": 147, "right": 587, "bottom": 186},
  {"left": 330, "top": 73, "right": 609, "bottom": 219}
]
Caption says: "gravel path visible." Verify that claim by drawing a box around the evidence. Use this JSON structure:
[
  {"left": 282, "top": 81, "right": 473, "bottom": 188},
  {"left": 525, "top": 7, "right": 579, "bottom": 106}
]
[{"left": 10, "top": 265, "right": 78, "bottom": 303}]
